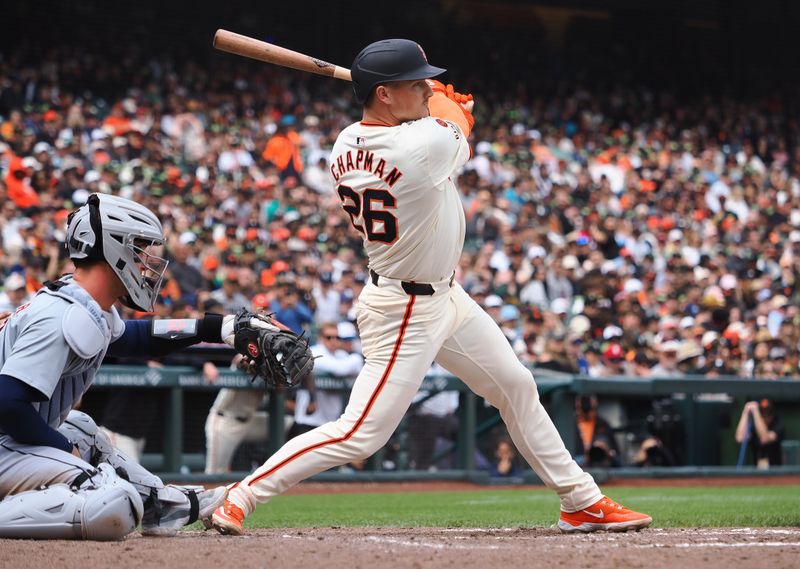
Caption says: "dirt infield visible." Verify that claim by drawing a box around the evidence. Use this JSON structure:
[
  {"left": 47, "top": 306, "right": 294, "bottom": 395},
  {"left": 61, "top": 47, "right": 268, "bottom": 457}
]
[
  {"left": 3, "top": 527, "right": 799, "bottom": 569},
  {"left": 3, "top": 479, "right": 800, "bottom": 569}
]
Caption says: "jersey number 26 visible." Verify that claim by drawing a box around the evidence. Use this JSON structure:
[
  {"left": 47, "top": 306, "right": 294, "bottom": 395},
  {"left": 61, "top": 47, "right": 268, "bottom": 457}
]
[{"left": 337, "top": 185, "right": 398, "bottom": 244}]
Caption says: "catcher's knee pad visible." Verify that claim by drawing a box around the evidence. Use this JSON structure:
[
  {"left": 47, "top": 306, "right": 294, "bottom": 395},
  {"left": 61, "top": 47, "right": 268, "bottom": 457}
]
[
  {"left": 0, "top": 465, "right": 142, "bottom": 541},
  {"left": 59, "top": 411, "right": 164, "bottom": 496},
  {"left": 58, "top": 410, "right": 113, "bottom": 464},
  {"left": 79, "top": 463, "right": 144, "bottom": 540}
]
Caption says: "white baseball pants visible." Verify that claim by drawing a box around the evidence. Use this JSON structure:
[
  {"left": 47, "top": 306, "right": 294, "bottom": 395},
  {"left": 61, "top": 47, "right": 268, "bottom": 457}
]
[
  {"left": 227, "top": 279, "right": 601, "bottom": 514},
  {"left": 204, "top": 389, "right": 268, "bottom": 474}
]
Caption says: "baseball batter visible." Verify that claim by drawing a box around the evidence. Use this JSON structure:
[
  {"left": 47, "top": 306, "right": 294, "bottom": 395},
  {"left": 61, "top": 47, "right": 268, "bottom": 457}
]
[
  {"left": 211, "top": 39, "right": 651, "bottom": 535},
  {"left": 0, "top": 193, "right": 269, "bottom": 540}
]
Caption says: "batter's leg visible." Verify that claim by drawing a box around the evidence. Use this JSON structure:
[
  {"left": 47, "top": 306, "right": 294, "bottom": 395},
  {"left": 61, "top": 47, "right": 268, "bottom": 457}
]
[
  {"left": 227, "top": 357, "right": 433, "bottom": 514},
  {"left": 434, "top": 286, "right": 601, "bottom": 512},
  {"left": 223, "top": 292, "right": 454, "bottom": 525}
]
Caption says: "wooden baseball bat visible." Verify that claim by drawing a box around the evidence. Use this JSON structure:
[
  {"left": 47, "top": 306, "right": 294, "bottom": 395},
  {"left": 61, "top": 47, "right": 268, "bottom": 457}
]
[{"left": 213, "top": 29, "right": 352, "bottom": 81}]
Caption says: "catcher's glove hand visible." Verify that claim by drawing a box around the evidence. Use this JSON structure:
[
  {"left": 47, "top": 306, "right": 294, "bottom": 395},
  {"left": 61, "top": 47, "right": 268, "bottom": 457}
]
[{"left": 226, "top": 309, "right": 314, "bottom": 390}]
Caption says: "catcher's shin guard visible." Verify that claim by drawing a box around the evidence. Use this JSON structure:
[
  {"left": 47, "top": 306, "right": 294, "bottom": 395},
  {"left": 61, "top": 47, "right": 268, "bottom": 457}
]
[
  {"left": 140, "top": 485, "right": 227, "bottom": 537},
  {"left": 0, "top": 464, "right": 142, "bottom": 541},
  {"left": 58, "top": 411, "right": 225, "bottom": 535}
]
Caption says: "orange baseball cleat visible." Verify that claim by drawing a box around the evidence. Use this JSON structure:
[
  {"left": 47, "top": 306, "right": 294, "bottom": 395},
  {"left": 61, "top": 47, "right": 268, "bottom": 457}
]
[
  {"left": 211, "top": 499, "right": 246, "bottom": 536},
  {"left": 558, "top": 496, "right": 652, "bottom": 533}
]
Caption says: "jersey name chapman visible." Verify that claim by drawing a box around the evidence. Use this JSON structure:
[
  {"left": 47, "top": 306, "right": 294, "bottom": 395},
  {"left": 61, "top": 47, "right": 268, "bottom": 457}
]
[{"left": 329, "top": 150, "right": 404, "bottom": 187}]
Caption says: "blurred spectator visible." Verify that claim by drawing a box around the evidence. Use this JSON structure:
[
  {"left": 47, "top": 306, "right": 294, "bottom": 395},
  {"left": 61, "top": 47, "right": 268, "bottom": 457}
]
[
  {"left": 210, "top": 271, "right": 251, "bottom": 314},
  {"left": 269, "top": 281, "right": 313, "bottom": 334},
  {"left": 735, "top": 399, "right": 785, "bottom": 468},
  {"left": 408, "top": 364, "right": 460, "bottom": 472},
  {"left": 489, "top": 437, "right": 522, "bottom": 478},
  {"left": 287, "top": 321, "right": 362, "bottom": 439},
  {"left": 499, "top": 304, "right": 522, "bottom": 347},
  {"left": 262, "top": 116, "right": 304, "bottom": 183},
  {"left": 483, "top": 294, "right": 503, "bottom": 323},
  {"left": 303, "top": 156, "right": 334, "bottom": 195},
  {"left": 574, "top": 395, "right": 620, "bottom": 468},
  {"left": 0, "top": 272, "right": 31, "bottom": 312},
  {"left": 537, "top": 334, "right": 579, "bottom": 373},
  {"left": 650, "top": 341, "right": 684, "bottom": 378},
  {"left": 167, "top": 236, "right": 205, "bottom": 305},
  {"left": 596, "top": 343, "right": 628, "bottom": 377},
  {"left": 312, "top": 271, "right": 340, "bottom": 323},
  {"left": 676, "top": 341, "right": 704, "bottom": 375},
  {"left": 1, "top": 31, "right": 800, "bottom": 388},
  {"left": 632, "top": 436, "right": 676, "bottom": 467}
]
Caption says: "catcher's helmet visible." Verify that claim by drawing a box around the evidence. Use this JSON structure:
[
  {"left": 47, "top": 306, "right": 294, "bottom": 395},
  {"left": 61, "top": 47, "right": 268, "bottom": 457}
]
[
  {"left": 66, "top": 193, "right": 168, "bottom": 312},
  {"left": 351, "top": 39, "right": 446, "bottom": 104}
]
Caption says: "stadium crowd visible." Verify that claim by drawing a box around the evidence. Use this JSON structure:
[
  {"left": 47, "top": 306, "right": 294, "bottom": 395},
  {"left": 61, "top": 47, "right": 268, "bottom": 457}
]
[{"left": 2, "top": 43, "right": 800, "bottom": 384}]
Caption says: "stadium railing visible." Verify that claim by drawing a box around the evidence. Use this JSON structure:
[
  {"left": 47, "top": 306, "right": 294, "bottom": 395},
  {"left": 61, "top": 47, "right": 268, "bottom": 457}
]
[{"left": 92, "top": 365, "right": 800, "bottom": 482}]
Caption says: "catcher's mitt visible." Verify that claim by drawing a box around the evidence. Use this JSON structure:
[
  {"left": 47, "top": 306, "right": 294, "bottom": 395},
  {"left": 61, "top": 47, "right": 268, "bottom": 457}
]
[{"left": 230, "top": 309, "right": 314, "bottom": 390}]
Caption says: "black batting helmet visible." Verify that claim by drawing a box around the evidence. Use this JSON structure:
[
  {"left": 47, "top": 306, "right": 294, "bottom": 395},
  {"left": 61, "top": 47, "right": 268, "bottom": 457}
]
[{"left": 351, "top": 39, "right": 446, "bottom": 104}]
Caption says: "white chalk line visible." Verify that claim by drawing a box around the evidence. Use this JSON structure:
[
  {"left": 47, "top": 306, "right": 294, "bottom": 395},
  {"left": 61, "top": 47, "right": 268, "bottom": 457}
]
[
  {"left": 364, "top": 535, "right": 800, "bottom": 551},
  {"left": 366, "top": 536, "right": 500, "bottom": 550}
]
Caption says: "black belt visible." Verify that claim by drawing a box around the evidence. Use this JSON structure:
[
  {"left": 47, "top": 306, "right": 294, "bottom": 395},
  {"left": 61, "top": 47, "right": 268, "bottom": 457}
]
[{"left": 370, "top": 269, "right": 453, "bottom": 296}]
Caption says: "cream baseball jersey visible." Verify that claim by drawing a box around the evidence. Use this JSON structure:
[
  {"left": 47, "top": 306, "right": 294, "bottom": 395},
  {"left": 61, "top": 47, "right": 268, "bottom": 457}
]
[{"left": 330, "top": 116, "right": 471, "bottom": 282}]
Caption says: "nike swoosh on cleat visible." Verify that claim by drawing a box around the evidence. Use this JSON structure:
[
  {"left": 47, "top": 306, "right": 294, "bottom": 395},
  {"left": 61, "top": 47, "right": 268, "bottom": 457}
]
[{"left": 582, "top": 509, "right": 605, "bottom": 519}]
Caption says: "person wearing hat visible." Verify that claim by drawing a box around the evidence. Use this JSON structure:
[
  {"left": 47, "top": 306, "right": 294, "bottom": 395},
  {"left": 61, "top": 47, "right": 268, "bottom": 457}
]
[
  {"left": 735, "top": 399, "right": 785, "bottom": 468},
  {"left": 209, "top": 270, "right": 250, "bottom": 314},
  {"left": 483, "top": 294, "right": 504, "bottom": 323},
  {"left": 676, "top": 341, "right": 704, "bottom": 374},
  {"left": 0, "top": 193, "right": 235, "bottom": 539},
  {"left": 0, "top": 272, "right": 30, "bottom": 312},
  {"left": 211, "top": 38, "right": 650, "bottom": 536},
  {"left": 598, "top": 342, "right": 628, "bottom": 377},
  {"left": 649, "top": 341, "right": 685, "bottom": 378},
  {"left": 498, "top": 304, "right": 522, "bottom": 348},
  {"left": 537, "top": 333, "right": 579, "bottom": 374}
]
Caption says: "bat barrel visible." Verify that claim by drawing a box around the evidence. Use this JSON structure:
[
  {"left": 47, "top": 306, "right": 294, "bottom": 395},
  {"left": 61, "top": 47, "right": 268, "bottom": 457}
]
[{"left": 213, "top": 29, "right": 352, "bottom": 82}]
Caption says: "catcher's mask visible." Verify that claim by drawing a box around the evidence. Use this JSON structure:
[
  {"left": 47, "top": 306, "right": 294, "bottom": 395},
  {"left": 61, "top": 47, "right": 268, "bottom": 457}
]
[{"left": 66, "top": 193, "right": 168, "bottom": 312}]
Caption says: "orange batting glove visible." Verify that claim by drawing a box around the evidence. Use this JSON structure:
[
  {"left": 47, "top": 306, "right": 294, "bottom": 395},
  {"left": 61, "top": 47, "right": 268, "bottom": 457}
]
[
  {"left": 426, "top": 80, "right": 474, "bottom": 110},
  {"left": 445, "top": 84, "right": 474, "bottom": 111},
  {"left": 426, "top": 79, "right": 475, "bottom": 135},
  {"left": 426, "top": 79, "right": 447, "bottom": 94}
]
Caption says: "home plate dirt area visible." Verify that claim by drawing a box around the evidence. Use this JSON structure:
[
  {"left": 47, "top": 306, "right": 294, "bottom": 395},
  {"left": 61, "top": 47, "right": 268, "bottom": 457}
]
[
  {"left": 2, "top": 527, "right": 799, "bottom": 569},
  {"left": 3, "top": 480, "right": 800, "bottom": 569}
]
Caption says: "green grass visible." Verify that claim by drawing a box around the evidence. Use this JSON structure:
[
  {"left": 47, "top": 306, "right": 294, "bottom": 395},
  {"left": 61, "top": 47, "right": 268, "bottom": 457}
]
[{"left": 242, "top": 485, "right": 800, "bottom": 529}]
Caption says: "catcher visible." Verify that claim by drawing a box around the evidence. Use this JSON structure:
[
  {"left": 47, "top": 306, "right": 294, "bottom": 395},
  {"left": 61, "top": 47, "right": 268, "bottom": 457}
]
[{"left": 0, "top": 193, "right": 313, "bottom": 540}]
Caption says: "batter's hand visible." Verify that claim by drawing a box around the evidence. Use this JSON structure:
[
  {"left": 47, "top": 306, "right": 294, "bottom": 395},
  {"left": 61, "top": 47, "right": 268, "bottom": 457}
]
[{"left": 426, "top": 80, "right": 474, "bottom": 113}]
